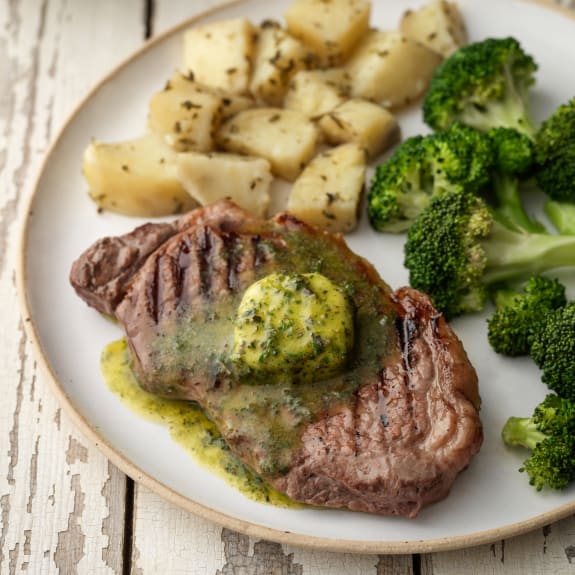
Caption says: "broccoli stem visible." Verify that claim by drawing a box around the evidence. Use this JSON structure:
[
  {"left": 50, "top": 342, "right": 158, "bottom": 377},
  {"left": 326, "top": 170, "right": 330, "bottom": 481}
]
[
  {"left": 501, "top": 416, "right": 547, "bottom": 450},
  {"left": 462, "top": 94, "right": 535, "bottom": 139},
  {"left": 491, "top": 287, "right": 518, "bottom": 309},
  {"left": 483, "top": 221, "right": 575, "bottom": 284},
  {"left": 492, "top": 174, "right": 546, "bottom": 233},
  {"left": 544, "top": 200, "right": 575, "bottom": 235}
]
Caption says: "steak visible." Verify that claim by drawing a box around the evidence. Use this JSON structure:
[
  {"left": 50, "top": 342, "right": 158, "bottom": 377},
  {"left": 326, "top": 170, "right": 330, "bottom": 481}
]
[{"left": 71, "top": 200, "right": 482, "bottom": 518}]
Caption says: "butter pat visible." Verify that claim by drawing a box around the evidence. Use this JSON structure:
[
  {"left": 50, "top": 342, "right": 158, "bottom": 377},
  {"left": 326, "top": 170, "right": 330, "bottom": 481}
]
[{"left": 233, "top": 273, "right": 354, "bottom": 382}]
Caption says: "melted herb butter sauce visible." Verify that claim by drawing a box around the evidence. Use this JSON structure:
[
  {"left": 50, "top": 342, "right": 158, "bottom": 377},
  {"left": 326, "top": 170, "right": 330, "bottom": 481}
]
[
  {"left": 140, "top": 228, "right": 398, "bottom": 479},
  {"left": 101, "top": 338, "right": 301, "bottom": 508},
  {"left": 103, "top": 226, "right": 398, "bottom": 494}
]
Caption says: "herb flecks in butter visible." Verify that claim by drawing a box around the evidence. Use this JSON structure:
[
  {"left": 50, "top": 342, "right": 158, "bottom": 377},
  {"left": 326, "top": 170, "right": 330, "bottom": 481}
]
[{"left": 232, "top": 272, "right": 354, "bottom": 383}]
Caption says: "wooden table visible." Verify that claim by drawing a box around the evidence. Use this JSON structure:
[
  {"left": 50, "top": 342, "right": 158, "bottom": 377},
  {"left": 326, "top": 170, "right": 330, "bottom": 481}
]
[{"left": 3, "top": 0, "right": 575, "bottom": 572}]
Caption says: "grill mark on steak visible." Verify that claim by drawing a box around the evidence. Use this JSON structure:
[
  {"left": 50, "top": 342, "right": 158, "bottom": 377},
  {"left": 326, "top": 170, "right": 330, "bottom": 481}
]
[
  {"left": 376, "top": 375, "right": 389, "bottom": 429},
  {"left": 222, "top": 232, "right": 242, "bottom": 291},
  {"left": 196, "top": 226, "right": 242, "bottom": 303},
  {"left": 159, "top": 251, "right": 185, "bottom": 318},
  {"left": 197, "top": 225, "right": 213, "bottom": 298},
  {"left": 172, "top": 238, "right": 189, "bottom": 303},
  {"left": 252, "top": 234, "right": 269, "bottom": 268},
  {"left": 179, "top": 234, "right": 202, "bottom": 311},
  {"left": 147, "top": 256, "right": 161, "bottom": 325},
  {"left": 396, "top": 315, "right": 419, "bottom": 378},
  {"left": 70, "top": 200, "right": 483, "bottom": 518}
]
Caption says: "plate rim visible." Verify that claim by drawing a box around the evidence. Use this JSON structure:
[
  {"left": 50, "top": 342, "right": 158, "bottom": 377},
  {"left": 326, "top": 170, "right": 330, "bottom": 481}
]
[{"left": 15, "top": 0, "right": 575, "bottom": 555}]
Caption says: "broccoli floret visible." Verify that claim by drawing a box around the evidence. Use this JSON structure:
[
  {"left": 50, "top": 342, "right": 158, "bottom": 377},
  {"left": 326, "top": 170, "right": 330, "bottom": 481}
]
[
  {"left": 367, "top": 136, "right": 428, "bottom": 232},
  {"left": 502, "top": 395, "right": 575, "bottom": 490},
  {"left": 490, "top": 126, "right": 534, "bottom": 175},
  {"left": 423, "top": 37, "right": 537, "bottom": 138},
  {"left": 487, "top": 127, "right": 545, "bottom": 233},
  {"left": 534, "top": 98, "right": 575, "bottom": 202},
  {"left": 530, "top": 303, "right": 575, "bottom": 401},
  {"left": 487, "top": 275, "right": 566, "bottom": 356},
  {"left": 521, "top": 436, "right": 575, "bottom": 491},
  {"left": 429, "top": 122, "right": 494, "bottom": 192},
  {"left": 368, "top": 123, "right": 493, "bottom": 232},
  {"left": 403, "top": 191, "right": 575, "bottom": 319},
  {"left": 544, "top": 200, "right": 575, "bottom": 235}
]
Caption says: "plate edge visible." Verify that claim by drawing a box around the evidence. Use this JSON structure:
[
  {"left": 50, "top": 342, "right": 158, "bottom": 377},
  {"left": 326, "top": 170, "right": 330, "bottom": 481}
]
[{"left": 15, "top": 0, "right": 575, "bottom": 554}]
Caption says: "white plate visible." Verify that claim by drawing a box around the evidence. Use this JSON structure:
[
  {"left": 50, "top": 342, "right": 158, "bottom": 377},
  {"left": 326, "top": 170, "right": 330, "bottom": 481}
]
[{"left": 18, "top": 0, "right": 575, "bottom": 554}]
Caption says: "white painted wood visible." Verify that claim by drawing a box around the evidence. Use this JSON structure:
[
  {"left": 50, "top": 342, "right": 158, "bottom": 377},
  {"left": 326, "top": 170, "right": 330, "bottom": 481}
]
[
  {"left": 4, "top": 0, "right": 575, "bottom": 572},
  {"left": 0, "top": 0, "right": 145, "bottom": 573},
  {"left": 422, "top": 517, "right": 575, "bottom": 574}
]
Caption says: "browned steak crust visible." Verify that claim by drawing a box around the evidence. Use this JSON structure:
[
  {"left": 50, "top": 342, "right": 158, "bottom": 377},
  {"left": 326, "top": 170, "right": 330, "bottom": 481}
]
[
  {"left": 70, "top": 200, "right": 482, "bottom": 517},
  {"left": 70, "top": 201, "right": 255, "bottom": 316},
  {"left": 274, "top": 287, "right": 482, "bottom": 517}
]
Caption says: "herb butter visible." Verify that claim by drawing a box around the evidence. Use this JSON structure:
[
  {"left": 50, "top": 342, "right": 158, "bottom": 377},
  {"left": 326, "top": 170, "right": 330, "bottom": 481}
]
[{"left": 232, "top": 272, "right": 354, "bottom": 382}]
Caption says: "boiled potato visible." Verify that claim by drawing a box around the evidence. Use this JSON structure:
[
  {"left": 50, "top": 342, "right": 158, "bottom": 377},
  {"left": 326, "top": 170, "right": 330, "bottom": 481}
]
[
  {"left": 148, "top": 73, "right": 255, "bottom": 152},
  {"left": 148, "top": 86, "right": 223, "bottom": 152},
  {"left": 346, "top": 30, "right": 443, "bottom": 108},
  {"left": 318, "top": 99, "right": 400, "bottom": 159},
  {"left": 285, "top": 0, "right": 371, "bottom": 66},
  {"left": 83, "top": 133, "right": 196, "bottom": 217},
  {"left": 183, "top": 18, "right": 255, "bottom": 95},
  {"left": 399, "top": 1, "right": 466, "bottom": 57},
  {"left": 250, "top": 20, "right": 316, "bottom": 105},
  {"left": 177, "top": 152, "right": 273, "bottom": 217},
  {"left": 166, "top": 72, "right": 254, "bottom": 120},
  {"left": 287, "top": 143, "right": 366, "bottom": 233},
  {"left": 217, "top": 108, "right": 319, "bottom": 181},
  {"left": 284, "top": 68, "right": 351, "bottom": 119}
]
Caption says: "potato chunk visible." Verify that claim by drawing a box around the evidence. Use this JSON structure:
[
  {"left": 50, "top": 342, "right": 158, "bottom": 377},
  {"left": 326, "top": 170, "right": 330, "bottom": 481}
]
[
  {"left": 287, "top": 143, "right": 366, "bottom": 233},
  {"left": 318, "top": 99, "right": 400, "bottom": 159},
  {"left": 167, "top": 72, "right": 254, "bottom": 120},
  {"left": 399, "top": 1, "right": 466, "bottom": 57},
  {"left": 148, "top": 73, "right": 255, "bottom": 152},
  {"left": 346, "top": 30, "right": 442, "bottom": 108},
  {"left": 183, "top": 18, "right": 255, "bottom": 95},
  {"left": 284, "top": 68, "right": 351, "bottom": 119},
  {"left": 285, "top": 0, "right": 371, "bottom": 66},
  {"left": 83, "top": 133, "right": 196, "bottom": 217},
  {"left": 217, "top": 108, "right": 319, "bottom": 181},
  {"left": 148, "top": 87, "right": 223, "bottom": 152},
  {"left": 250, "top": 20, "right": 316, "bottom": 105},
  {"left": 177, "top": 152, "right": 272, "bottom": 217}
]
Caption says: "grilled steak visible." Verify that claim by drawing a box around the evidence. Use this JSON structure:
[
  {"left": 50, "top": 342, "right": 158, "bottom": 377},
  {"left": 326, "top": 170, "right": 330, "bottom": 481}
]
[{"left": 71, "top": 200, "right": 482, "bottom": 518}]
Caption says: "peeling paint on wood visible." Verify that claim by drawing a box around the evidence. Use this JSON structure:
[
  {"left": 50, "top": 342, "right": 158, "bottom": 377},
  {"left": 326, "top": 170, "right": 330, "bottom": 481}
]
[
  {"left": 66, "top": 437, "right": 89, "bottom": 465},
  {"left": 0, "top": 495, "right": 9, "bottom": 571},
  {"left": 0, "top": 0, "right": 143, "bottom": 573},
  {"left": 4, "top": 0, "right": 575, "bottom": 573},
  {"left": 54, "top": 474, "right": 86, "bottom": 571},
  {"left": 101, "top": 462, "right": 127, "bottom": 574},
  {"left": 26, "top": 438, "right": 39, "bottom": 513},
  {"left": 217, "top": 529, "right": 303, "bottom": 575}
]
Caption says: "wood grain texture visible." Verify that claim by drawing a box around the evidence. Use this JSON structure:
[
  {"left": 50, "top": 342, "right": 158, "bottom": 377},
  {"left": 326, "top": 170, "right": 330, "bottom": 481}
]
[
  {"left": 422, "top": 517, "right": 575, "bottom": 574},
  {"left": 0, "top": 0, "right": 145, "bottom": 573},
  {"left": 4, "top": 0, "right": 575, "bottom": 573}
]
